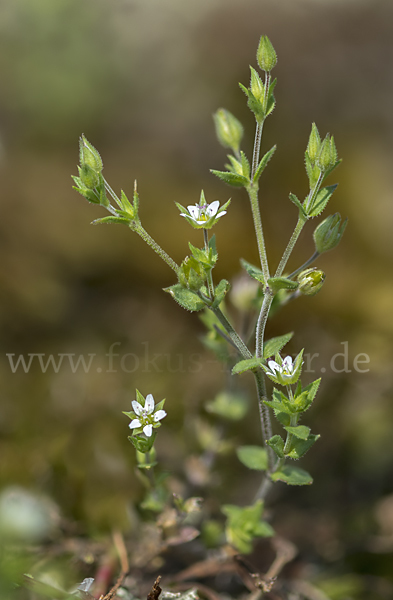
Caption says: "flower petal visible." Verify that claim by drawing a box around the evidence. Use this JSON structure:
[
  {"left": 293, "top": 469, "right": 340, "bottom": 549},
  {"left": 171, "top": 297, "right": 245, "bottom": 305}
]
[
  {"left": 282, "top": 356, "right": 293, "bottom": 372},
  {"left": 268, "top": 360, "right": 280, "bottom": 374},
  {"left": 207, "top": 200, "right": 220, "bottom": 217},
  {"left": 143, "top": 424, "right": 153, "bottom": 437},
  {"left": 132, "top": 401, "right": 143, "bottom": 416},
  {"left": 145, "top": 394, "right": 155, "bottom": 413},
  {"left": 154, "top": 409, "right": 167, "bottom": 422},
  {"left": 188, "top": 206, "right": 199, "bottom": 220},
  {"left": 216, "top": 210, "right": 227, "bottom": 218},
  {"left": 129, "top": 419, "right": 141, "bottom": 429}
]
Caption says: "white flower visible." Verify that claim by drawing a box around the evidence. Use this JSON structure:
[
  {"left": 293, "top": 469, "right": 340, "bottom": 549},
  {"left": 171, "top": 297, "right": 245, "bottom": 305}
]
[
  {"left": 128, "top": 393, "right": 166, "bottom": 437},
  {"left": 181, "top": 200, "right": 227, "bottom": 226},
  {"left": 262, "top": 351, "right": 304, "bottom": 386},
  {"left": 266, "top": 356, "right": 294, "bottom": 383}
]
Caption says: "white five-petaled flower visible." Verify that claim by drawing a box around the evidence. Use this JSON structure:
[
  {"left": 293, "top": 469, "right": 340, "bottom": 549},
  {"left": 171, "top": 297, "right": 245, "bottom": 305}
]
[
  {"left": 128, "top": 393, "right": 166, "bottom": 437},
  {"left": 180, "top": 200, "right": 227, "bottom": 225},
  {"left": 266, "top": 356, "right": 294, "bottom": 382}
]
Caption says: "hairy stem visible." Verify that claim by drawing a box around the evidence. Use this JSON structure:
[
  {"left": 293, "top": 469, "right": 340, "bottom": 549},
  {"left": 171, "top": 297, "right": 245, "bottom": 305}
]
[
  {"left": 134, "top": 224, "right": 179, "bottom": 273},
  {"left": 287, "top": 250, "right": 320, "bottom": 280},
  {"left": 203, "top": 229, "right": 215, "bottom": 299},
  {"left": 275, "top": 215, "right": 307, "bottom": 278},
  {"left": 211, "top": 307, "right": 252, "bottom": 360},
  {"left": 255, "top": 289, "right": 274, "bottom": 359}
]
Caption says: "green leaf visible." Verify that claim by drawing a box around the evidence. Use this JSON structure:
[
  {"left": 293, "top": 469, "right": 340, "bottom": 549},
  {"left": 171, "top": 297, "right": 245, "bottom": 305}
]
[
  {"left": 275, "top": 411, "right": 291, "bottom": 427},
  {"left": 236, "top": 446, "right": 268, "bottom": 471},
  {"left": 222, "top": 500, "right": 273, "bottom": 554},
  {"left": 240, "top": 151, "right": 250, "bottom": 179},
  {"left": 270, "top": 465, "right": 313, "bottom": 485},
  {"left": 308, "top": 184, "right": 337, "bottom": 218},
  {"left": 205, "top": 392, "right": 248, "bottom": 421},
  {"left": 232, "top": 357, "right": 262, "bottom": 375},
  {"left": 91, "top": 216, "right": 130, "bottom": 225},
  {"left": 240, "top": 258, "right": 265, "bottom": 284},
  {"left": 210, "top": 170, "right": 249, "bottom": 187},
  {"left": 267, "top": 435, "right": 285, "bottom": 458},
  {"left": 267, "top": 276, "right": 299, "bottom": 294},
  {"left": 294, "top": 378, "right": 321, "bottom": 412},
  {"left": 253, "top": 145, "right": 276, "bottom": 183},
  {"left": 284, "top": 425, "right": 310, "bottom": 440},
  {"left": 289, "top": 193, "right": 307, "bottom": 219},
  {"left": 263, "top": 332, "right": 293, "bottom": 359},
  {"left": 211, "top": 279, "right": 230, "bottom": 308},
  {"left": 286, "top": 434, "right": 320, "bottom": 459},
  {"left": 164, "top": 284, "right": 206, "bottom": 312}
]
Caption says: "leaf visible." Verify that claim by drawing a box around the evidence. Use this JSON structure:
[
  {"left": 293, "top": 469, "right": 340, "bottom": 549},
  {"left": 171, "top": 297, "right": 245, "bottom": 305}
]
[
  {"left": 232, "top": 357, "right": 262, "bottom": 375},
  {"left": 270, "top": 465, "right": 313, "bottom": 485},
  {"left": 289, "top": 193, "right": 307, "bottom": 218},
  {"left": 294, "top": 378, "right": 321, "bottom": 412},
  {"left": 284, "top": 425, "right": 310, "bottom": 440},
  {"left": 253, "top": 145, "right": 276, "bottom": 183},
  {"left": 263, "top": 332, "right": 293, "bottom": 359},
  {"left": 322, "top": 159, "right": 342, "bottom": 183},
  {"left": 240, "top": 258, "right": 265, "bottom": 284},
  {"left": 91, "top": 216, "right": 130, "bottom": 225},
  {"left": 205, "top": 392, "right": 248, "bottom": 421},
  {"left": 308, "top": 184, "right": 338, "bottom": 218},
  {"left": 211, "top": 279, "right": 230, "bottom": 309},
  {"left": 275, "top": 411, "right": 291, "bottom": 427},
  {"left": 210, "top": 170, "right": 249, "bottom": 187},
  {"left": 285, "top": 434, "right": 320, "bottom": 460},
  {"left": 267, "top": 435, "right": 285, "bottom": 458},
  {"left": 254, "top": 520, "right": 275, "bottom": 537},
  {"left": 240, "top": 151, "right": 251, "bottom": 179},
  {"left": 237, "top": 446, "right": 268, "bottom": 470},
  {"left": 163, "top": 284, "right": 206, "bottom": 312},
  {"left": 267, "top": 276, "right": 299, "bottom": 294}
]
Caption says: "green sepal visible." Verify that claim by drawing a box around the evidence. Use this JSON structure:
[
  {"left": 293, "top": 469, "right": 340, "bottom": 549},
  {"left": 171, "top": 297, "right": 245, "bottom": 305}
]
[
  {"left": 240, "top": 151, "right": 251, "bottom": 180},
  {"left": 267, "top": 276, "right": 299, "bottom": 294},
  {"left": 267, "top": 435, "right": 285, "bottom": 458},
  {"left": 154, "top": 398, "right": 166, "bottom": 412},
  {"left": 91, "top": 216, "right": 130, "bottom": 225},
  {"left": 284, "top": 425, "right": 310, "bottom": 440},
  {"left": 289, "top": 193, "right": 308, "bottom": 219},
  {"left": 164, "top": 284, "right": 206, "bottom": 312},
  {"left": 236, "top": 446, "right": 268, "bottom": 471},
  {"left": 240, "top": 259, "right": 265, "bottom": 284},
  {"left": 322, "top": 159, "right": 342, "bottom": 183},
  {"left": 188, "top": 242, "right": 218, "bottom": 270},
  {"left": 270, "top": 465, "right": 313, "bottom": 485},
  {"left": 263, "top": 332, "right": 293, "bottom": 359},
  {"left": 293, "top": 378, "right": 321, "bottom": 412},
  {"left": 265, "top": 78, "right": 277, "bottom": 116},
  {"left": 307, "top": 184, "right": 337, "bottom": 218},
  {"left": 253, "top": 145, "right": 277, "bottom": 183},
  {"left": 72, "top": 184, "right": 100, "bottom": 204},
  {"left": 211, "top": 279, "right": 230, "bottom": 309},
  {"left": 210, "top": 169, "right": 249, "bottom": 188},
  {"left": 226, "top": 154, "right": 243, "bottom": 175},
  {"left": 239, "top": 82, "right": 265, "bottom": 123},
  {"left": 285, "top": 434, "right": 320, "bottom": 460},
  {"left": 232, "top": 357, "right": 263, "bottom": 375},
  {"left": 305, "top": 152, "right": 321, "bottom": 189},
  {"left": 128, "top": 432, "right": 156, "bottom": 454}
]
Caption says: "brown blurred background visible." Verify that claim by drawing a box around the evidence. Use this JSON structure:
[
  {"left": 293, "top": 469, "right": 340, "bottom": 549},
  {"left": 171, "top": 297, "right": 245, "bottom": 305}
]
[{"left": 1, "top": 0, "right": 393, "bottom": 588}]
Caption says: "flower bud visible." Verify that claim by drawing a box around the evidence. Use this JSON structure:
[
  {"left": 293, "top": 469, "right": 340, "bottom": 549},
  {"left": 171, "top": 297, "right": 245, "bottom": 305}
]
[
  {"left": 213, "top": 109, "right": 244, "bottom": 154},
  {"left": 313, "top": 213, "right": 347, "bottom": 254},
  {"left": 178, "top": 256, "right": 206, "bottom": 291},
  {"left": 306, "top": 123, "right": 321, "bottom": 163},
  {"left": 257, "top": 35, "right": 277, "bottom": 72},
  {"left": 78, "top": 164, "right": 100, "bottom": 189},
  {"left": 316, "top": 135, "right": 332, "bottom": 171},
  {"left": 297, "top": 268, "right": 325, "bottom": 296},
  {"left": 79, "top": 134, "right": 103, "bottom": 174},
  {"left": 250, "top": 67, "right": 265, "bottom": 101}
]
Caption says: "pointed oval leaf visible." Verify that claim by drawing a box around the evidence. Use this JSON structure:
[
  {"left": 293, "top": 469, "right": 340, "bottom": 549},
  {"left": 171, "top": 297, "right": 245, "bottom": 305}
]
[
  {"left": 263, "top": 332, "right": 293, "bottom": 359},
  {"left": 163, "top": 284, "right": 206, "bottom": 312},
  {"left": 270, "top": 465, "right": 313, "bottom": 485},
  {"left": 210, "top": 170, "right": 249, "bottom": 188},
  {"left": 236, "top": 446, "right": 268, "bottom": 471}
]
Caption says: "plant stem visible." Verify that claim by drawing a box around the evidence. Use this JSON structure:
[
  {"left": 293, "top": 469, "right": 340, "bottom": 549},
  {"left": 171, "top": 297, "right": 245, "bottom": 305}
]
[
  {"left": 255, "top": 289, "right": 274, "bottom": 359},
  {"left": 254, "top": 370, "right": 274, "bottom": 468},
  {"left": 275, "top": 215, "right": 307, "bottom": 278},
  {"left": 248, "top": 185, "right": 270, "bottom": 282},
  {"left": 211, "top": 307, "right": 252, "bottom": 360},
  {"left": 287, "top": 251, "right": 320, "bottom": 280},
  {"left": 134, "top": 224, "right": 179, "bottom": 273},
  {"left": 203, "top": 229, "right": 215, "bottom": 299}
]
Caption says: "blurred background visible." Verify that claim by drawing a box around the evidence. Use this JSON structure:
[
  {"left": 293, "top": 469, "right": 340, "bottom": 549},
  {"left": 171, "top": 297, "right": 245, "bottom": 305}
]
[{"left": 1, "top": 0, "right": 393, "bottom": 595}]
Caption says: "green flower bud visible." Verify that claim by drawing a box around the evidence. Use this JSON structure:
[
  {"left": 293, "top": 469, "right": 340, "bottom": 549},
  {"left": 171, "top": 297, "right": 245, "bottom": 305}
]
[
  {"left": 78, "top": 164, "right": 100, "bottom": 190},
  {"left": 257, "top": 35, "right": 277, "bottom": 72},
  {"left": 213, "top": 109, "right": 244, "bottom": 154},
  {"left": 313, "top": 213, "right": 348, "bottom": 254},
  {"left": 297, "top": 268, "right": 325, "bottom": 296},
  {"left": 250, "top": 67, "right": 265, "bottom": 102},
  {"left": 306, "top": 123, "right": 321, "bottom": 163},
  {"left": 79, "top": 134, "right": 103, "bottom": 174},
  {"left": 330, "top": 135, "right": 338, "bottom": 164},
  {"left": 316, "top": 134, "right": 337, "bottom": 172},
  {"left": 178, "top": 256, "right": 206, "bottom": 291}
]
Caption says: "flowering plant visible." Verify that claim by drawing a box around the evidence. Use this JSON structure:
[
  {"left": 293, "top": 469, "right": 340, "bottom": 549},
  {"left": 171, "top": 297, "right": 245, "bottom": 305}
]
[{"left": 72, "top": 34, "right": 346, "bottom": 571}]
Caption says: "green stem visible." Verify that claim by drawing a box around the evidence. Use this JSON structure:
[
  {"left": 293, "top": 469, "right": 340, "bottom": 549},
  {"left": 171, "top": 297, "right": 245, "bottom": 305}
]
[
  {"left": 248, "top": 185, "right": 270, "bottom": 281},
  {"left": 255, "top": 290, "right": 274, "bottom": 359},
  {"left": 203, "top": 229, "right": 215, "bottom": 299},
  {"left": 254, "top": 370, "right": 274, "bottom": 468},
  {"left": 211, "top": 307, "right": 252, "bottom": 360},
  {"left": 251, "top": 122, "right": 264, "bottom": 181},
  {"left": 275, "top": 215, "right": 307, "bottom": 278},
  {"left": 287, "top": 251, "right": 320, "bottom": 280},
  {"left": 134, "top": 224, "right": 179, "bottom": 273}
]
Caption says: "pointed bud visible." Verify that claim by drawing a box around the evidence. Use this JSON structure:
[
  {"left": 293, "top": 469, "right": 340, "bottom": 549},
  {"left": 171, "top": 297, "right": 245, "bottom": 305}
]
[
  {"left": 178, "top": 256, "right": 206, "bottom": 291},
  {"left": 330, "top": 135, "right": 338, "bottom": 165},
  {"left": 79, "top": 135, "right": 103, "bottom": 174},
  {"left": 313, "top": 213, "right": 347, "bottom": 254},
  {"left": 307, "top": 123, "right": 321, "bottom": 163},
  {"left": 316, "top": 134, "right": 333, "bottom": 172},
  {"left": 297, "top": 268, "right": 325, "bottom": 296},
  {"left": 213, "top": 109, "right": 244, "bottom": 154},
  {"left": 78, "top": 164, "right": 100, "bottom": 190},
  {"left": 257, "top": 35, "right": 277, "bottom": 72},
  {"left": 250, "top": 67, "right": 265, "bottom": 101}
]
